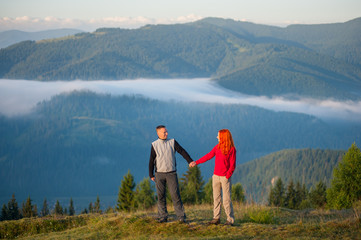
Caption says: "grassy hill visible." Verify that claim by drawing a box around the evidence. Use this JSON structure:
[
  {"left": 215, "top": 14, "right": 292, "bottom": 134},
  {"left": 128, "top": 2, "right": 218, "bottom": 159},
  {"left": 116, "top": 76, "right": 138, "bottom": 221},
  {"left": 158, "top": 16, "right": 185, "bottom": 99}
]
[
  {"left": 1, "top": 204, "right": 360, "bottom": 239},
  {"left": 1, "top": 17, "right": 361, "bottom": 99}
]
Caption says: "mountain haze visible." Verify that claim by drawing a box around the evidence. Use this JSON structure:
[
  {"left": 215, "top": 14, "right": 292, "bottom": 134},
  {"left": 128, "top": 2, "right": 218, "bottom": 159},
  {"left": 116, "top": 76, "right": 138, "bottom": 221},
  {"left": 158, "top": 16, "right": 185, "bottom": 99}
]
[
  {"left": 0, "top": 91, "right": 359, "bottom": 203},
  {"left": 1, "top": 18, "right": 360, "bottom": 99},
  {"left": 0, "top": 29, "right": 84, "bottom": 49}
]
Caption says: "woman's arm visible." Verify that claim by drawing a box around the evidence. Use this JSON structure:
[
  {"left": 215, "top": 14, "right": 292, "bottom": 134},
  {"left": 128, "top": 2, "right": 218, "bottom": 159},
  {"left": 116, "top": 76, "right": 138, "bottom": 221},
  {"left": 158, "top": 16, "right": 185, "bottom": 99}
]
[{"left": 196, "top": 145, "right": 217, "bottom": 165}]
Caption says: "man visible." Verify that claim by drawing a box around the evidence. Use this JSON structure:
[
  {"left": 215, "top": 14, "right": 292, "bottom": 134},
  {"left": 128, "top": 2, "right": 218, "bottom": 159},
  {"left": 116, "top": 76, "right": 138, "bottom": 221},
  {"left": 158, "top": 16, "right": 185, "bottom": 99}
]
[{"left": 149, "top": 125, "right": 194, "bottom": 223}]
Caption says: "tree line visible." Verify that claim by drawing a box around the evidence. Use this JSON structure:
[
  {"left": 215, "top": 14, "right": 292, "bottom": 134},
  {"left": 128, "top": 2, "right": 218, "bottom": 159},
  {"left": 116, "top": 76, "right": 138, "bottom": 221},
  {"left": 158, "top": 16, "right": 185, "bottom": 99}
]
[
  {"left": 0, "top": 195, "right": 77, "bottom": 221},
  {"left": 233, "top": 148, "right": 346, "bottom": 202},
  {"left": 116, "top": 166, "right": 245, "bottom": 212},
  {"left": 268, "top": 179, "right": 327, "bottom": 209},
  {"left": 0, "top": 165, "right": 245, "bottom": 221},
  {"left": 269, "top": 143, "right": 361, "bottom": 210},
  {"left": 1, "top": 143, "right": 360, "bottom": 221}
]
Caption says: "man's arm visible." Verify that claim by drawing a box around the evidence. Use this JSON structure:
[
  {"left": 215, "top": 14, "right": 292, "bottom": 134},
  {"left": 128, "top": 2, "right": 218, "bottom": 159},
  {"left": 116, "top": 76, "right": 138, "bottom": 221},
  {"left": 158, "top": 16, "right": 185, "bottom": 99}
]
[
  {"left": 174, "top": 140, "right": 193, "bottom": 164},
  {"left": 149, "top": 145, "right": 156, "bottom": 180}
]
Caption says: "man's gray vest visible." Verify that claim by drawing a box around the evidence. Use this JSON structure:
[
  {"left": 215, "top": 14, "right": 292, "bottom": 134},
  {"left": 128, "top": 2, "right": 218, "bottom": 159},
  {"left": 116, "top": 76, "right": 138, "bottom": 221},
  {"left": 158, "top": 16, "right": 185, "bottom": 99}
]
[{"left": 152, "top": 138, "right": 176, "bottom": 173}]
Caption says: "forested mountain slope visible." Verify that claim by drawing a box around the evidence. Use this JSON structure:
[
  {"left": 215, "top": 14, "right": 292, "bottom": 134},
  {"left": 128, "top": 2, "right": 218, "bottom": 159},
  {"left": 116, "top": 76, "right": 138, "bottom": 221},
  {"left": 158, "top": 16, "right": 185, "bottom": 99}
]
[
  {"left": 199, "top": 17, "right": 361, "bottom": 66},
  {"left": 1, "top": 17, "right": 360, "bottom": 99},
  {"left": 0, "top": 91, "right": 358, "bottom": 201},
  {"left": 232, "top": 148, "right": 345, "bottom": 202}
]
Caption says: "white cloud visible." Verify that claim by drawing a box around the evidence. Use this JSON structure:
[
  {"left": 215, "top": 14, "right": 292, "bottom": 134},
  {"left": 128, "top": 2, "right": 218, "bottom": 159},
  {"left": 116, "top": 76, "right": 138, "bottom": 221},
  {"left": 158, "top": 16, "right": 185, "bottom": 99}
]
[
  {"left": 0, "top": 15, "right": 203, "bottom": 32},
  {"left": 0, "top": 78, "right": 361, "bottom": 123}
]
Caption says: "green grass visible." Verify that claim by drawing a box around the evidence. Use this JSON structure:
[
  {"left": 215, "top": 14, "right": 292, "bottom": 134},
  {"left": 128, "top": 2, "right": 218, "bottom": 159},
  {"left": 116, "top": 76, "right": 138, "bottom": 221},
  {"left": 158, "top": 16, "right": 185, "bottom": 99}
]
[{"left": 1, "top": 203, "right": 360, "bottom": 239}]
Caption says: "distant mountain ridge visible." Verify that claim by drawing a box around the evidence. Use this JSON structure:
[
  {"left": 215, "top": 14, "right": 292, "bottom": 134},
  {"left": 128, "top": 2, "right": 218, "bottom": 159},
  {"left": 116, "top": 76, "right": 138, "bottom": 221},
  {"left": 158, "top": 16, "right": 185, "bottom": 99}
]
[
  {"left": 200, "top": 17, "right": 361, "bottom": 66},
  {"left": 0, "top": 17, "right": 360, "bottom": 100},
  {"left": 0, "top": 29, "right": 84, "bottom": 49}
]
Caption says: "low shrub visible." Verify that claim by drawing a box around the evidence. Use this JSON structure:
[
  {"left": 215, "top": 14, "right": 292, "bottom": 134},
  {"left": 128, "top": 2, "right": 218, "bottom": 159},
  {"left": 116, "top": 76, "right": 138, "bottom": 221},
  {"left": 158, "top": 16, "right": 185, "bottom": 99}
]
[{"left": 243, "top": 208, "right": 279, "bottom": 224}]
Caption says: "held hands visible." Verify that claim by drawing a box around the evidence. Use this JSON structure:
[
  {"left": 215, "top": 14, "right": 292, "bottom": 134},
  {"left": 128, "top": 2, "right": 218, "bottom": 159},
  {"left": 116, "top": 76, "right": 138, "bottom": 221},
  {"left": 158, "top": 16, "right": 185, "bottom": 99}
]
[{"left": 189, "top": 161, "right": 196, "bottom": 168}]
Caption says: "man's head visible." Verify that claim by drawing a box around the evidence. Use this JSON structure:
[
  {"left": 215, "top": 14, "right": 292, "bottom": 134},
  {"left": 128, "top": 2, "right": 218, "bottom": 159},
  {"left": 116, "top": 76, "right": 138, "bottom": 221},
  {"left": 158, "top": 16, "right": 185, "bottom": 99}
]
[{"left": 156, "top": 125, "right": 168, "bottom": 140}]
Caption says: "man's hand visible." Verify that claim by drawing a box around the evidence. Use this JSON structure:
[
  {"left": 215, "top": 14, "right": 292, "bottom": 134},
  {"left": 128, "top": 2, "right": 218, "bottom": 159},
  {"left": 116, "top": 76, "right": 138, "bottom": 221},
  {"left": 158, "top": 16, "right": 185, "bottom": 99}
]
[
  {"left": 151, "top": 177, "right": 155, "bottom": 182},
  {"left": 189, "top": 161, "right": 196, "bottom": 168}
]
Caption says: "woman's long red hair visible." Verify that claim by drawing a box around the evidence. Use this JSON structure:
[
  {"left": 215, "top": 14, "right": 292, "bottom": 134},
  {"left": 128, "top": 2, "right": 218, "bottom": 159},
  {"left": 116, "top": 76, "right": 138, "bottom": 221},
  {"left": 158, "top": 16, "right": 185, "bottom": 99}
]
[{"left": 218, "top": 129, "right": 235, "bottom": 155}]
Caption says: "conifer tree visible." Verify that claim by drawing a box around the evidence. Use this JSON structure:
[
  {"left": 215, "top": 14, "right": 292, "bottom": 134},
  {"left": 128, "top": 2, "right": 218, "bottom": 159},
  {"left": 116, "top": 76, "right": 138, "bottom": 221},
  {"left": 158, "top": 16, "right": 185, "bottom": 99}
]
[
  {"left": 309, "top": 181, "right": 327, "bottom": 208},
  {"left": 232, "top": 183, "right": 246, "bottom": 203},
  {"left": 202, "top": 178, "right": 213, "bottom": 204},
  {"left": 34, "top": 205, "right": 38, "bottom": 217},
  {"left": 41, "top": 198, "right": 50, "bottom": 217},
  {"left": 69, "top": 198, "right": 75, "bottom": 216},
  {"left": 94, "top": 196, "right": 101, "bottom": 213},
  {"left": 134, "top": 178, "right": 156, "bottom": 210},
  {"left": 22, "top": 196, "right": 37, "bottom": 218},
  {"left": 285, "top": 180, "right": 297, "bottom": 209},
  {"left": 1, "top": 204, "right": 8, "bottom": 221},
  {"left": 268, "top": 178, "right": 285, "bottom": 207},
  {"left": 7, "top": 194, "right": 21, "bottom": 220},
  {"left": 327, "top": 143, "right": 361, "bottom": 209},
  {"left": 88, "top": 202, "right": 93, "bottom": 213},
  {"left": 295, "top": 181, "right": 308, "bottom": 209},
  {"left": 54, "top": 200, "right": 63, "bottom": 215},
  {"left": 117, "top": 170, "right": 136, "bottom": 212},
  {"left": 180, "top": 166, "right": 204, "bottom": 204}
]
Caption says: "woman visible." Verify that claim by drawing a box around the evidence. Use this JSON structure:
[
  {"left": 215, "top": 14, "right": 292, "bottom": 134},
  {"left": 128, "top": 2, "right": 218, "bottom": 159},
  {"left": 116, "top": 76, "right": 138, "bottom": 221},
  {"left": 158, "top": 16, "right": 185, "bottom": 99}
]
[{"left": 190, "top": 129, "right": 236, "bottom": 225}]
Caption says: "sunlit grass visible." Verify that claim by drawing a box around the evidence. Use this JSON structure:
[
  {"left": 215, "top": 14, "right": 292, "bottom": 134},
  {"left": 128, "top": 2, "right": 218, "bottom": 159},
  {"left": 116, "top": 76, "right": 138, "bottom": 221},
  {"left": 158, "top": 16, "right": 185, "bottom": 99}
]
[{"left": 1, "top": 203, "right": 360, "bottom": 239}]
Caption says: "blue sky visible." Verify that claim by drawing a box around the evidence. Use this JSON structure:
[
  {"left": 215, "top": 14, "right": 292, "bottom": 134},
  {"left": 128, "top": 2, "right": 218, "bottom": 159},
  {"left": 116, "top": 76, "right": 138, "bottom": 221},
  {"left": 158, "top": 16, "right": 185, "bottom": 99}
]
[{"left": 0, "top": 0, "right": 360, "bottom": 31}]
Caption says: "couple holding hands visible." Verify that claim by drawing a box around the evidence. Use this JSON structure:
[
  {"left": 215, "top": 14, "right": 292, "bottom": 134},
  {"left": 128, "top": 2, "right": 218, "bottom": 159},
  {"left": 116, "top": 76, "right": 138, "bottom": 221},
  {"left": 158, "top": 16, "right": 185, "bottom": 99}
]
[{"left": 149, "top": 125, "right": 236, "bottom": 225}]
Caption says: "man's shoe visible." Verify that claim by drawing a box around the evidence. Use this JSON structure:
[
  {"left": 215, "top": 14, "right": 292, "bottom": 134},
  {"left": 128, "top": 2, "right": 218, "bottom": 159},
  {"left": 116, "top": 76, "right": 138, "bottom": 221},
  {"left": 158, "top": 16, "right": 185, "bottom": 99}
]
[
  {"left": 178, "top": 218, "right": 186, "bottom": 224},
  {"left": 207, "top": 218, "right": 220, "bottom": 225},
  {"left": 224, "top": 221, "right": 233, "bottom": 226},
  {"left": 158, "top": 218, "right": 167, "bottom": 223}
]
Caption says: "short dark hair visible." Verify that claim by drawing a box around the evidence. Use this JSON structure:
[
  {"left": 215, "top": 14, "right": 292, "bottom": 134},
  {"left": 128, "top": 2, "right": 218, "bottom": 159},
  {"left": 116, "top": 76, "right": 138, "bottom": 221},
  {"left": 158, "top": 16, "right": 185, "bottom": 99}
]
[{"left": 156, "top": 125, "right": 166, "bottom": 130}]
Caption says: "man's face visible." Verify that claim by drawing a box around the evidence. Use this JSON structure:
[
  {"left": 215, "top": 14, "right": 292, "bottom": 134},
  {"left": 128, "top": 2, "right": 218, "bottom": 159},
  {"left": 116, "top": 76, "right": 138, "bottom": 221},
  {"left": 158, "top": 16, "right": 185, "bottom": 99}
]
[{"left": 157, "top": 127, "right": 168, "bottom": 140}]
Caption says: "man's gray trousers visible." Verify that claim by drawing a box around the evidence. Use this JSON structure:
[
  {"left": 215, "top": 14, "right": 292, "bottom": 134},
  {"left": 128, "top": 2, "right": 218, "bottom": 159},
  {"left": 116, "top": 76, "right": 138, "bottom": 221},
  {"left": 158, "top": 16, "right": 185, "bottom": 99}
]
[{"left": 155, "top": 172, "right": 186, "bottom": 221}]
